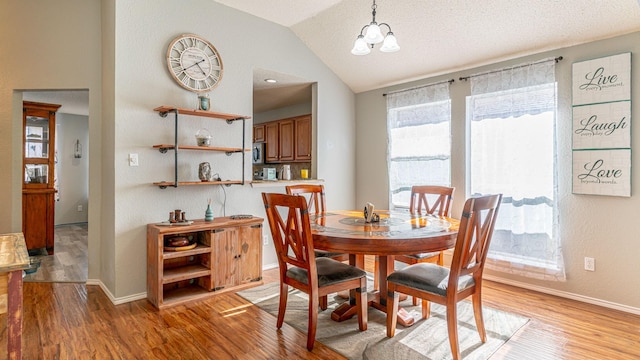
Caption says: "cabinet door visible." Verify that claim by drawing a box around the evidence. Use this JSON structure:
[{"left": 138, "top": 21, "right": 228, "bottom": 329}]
[
  {"left": 278, "top": 119, "right": 295, "bottom": 162},
  {"left": 238, "top": 224, "right": 262, "bottom": 284},
  {"left": 22, "top": 191, "right": 55, "bottom": 251},
  {"left": 294, "top": 116, "right": 311, "bottom": 161},
  {"left": 253, "top": 124, "right": 265, "bottom": 143},
  {"left": 210, "top": 228, "right": 238, "bottom": 290},
  {"left": 265, "top": 122, "right": 280, "bottom": 163}
]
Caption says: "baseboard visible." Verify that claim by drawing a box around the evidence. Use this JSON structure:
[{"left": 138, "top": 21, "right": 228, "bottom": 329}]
[
  {"left": 86, "top": 278, "right": 148, "bottom": 305},
  {"left": 484, "top": 274, "right": 640, "bottom": 315}
]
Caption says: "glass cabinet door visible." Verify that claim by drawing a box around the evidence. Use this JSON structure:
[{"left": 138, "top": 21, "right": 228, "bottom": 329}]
[{"left": 23, "top": 102, "right": 59, "bottom": 188}]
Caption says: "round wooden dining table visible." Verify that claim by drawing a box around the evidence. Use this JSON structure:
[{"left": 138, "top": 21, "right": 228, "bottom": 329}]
[{"left": 310, "top": 210, "right": 459, "bottom": 326}]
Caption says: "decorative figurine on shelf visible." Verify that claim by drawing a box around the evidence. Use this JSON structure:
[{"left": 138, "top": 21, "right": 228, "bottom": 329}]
[
  {"left": 205, "top": 198, "right": 214, "bottom": 221},
  {"left": 198, "top": 93, "right": 210, "bottom": 111},
  {"left": 195, "top": 128, "right": 212, "bottom": 147},
  {"left": 199, "top": 162, "right": 212, "bottom": 182}
]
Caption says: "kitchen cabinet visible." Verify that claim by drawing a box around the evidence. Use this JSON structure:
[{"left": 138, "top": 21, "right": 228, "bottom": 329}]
[
  {"left": 294, "top": 115, "right": 311, "bottom": 161},
  {"left": 253, "top": 124, "right": 265, "bottom": 143},
  {"left": 22, "top": 101, "right": 61, "bottom": 254},
  {"left": 152, "top": 106, "right": 251, "bottom": 188},
  {"left": 263, "top": 114, "right": 311, "bottom": 163},
  {"left": 146, "top": 217, "right": 263, "bottom": 309}
]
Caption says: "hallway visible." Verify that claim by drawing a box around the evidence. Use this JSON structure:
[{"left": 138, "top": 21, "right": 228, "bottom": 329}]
[{"left": 24, "top": 223, "right": 87, "bottom": 282}]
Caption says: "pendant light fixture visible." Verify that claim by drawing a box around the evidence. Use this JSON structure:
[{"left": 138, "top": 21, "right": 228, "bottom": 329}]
[{"left": 351, "top": 0, "right": 399, "bottom": 55}]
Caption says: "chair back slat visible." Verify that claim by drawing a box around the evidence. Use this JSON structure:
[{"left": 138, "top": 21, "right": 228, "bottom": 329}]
[
  {"left": 263, "top": 193, "right": 317, "bottom": 277},
  {"left": 448, "top": 194, "right": 502, "bottom": 288},
  {"left": 286, "top": 184, "right": 326, "bottom": 215},
  {"left": 410, "top": 185, "right": 454, "bottom": 216}
]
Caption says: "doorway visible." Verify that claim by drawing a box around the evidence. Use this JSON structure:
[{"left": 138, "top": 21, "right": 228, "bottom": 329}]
[{"left": 22, "top": 90, "right": 89, "bottom": 282}]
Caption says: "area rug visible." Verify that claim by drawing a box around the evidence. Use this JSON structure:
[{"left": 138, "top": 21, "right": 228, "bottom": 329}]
[{"left": 237, "top": 282, "right": 529, "bottom": 360}]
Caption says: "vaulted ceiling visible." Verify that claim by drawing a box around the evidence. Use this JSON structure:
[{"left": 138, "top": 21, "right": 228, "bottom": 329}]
[{"left": 218, "top": 0, "right": 640, "bottom": 95}]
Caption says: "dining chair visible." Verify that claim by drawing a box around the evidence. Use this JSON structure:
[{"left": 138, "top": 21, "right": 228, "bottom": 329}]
[
  {"left": 262, "top": 192, "right": 368, "bottom": 350},
  {"left": 285, "top": 185, "right": 349, "bottom": 261},
  {"left": 286, "top": 184, "right": 351, "bottom": 310},
  {"left": 375, "top": 185, "right": 455, "bottom": 305},
  {"left": 385, "top": 193, "right": 502, "bottom": 360}
]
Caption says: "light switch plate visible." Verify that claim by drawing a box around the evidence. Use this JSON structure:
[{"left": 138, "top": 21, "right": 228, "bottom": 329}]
[{"left": 129, "top": 153, "right": 139, "bottom": 166}]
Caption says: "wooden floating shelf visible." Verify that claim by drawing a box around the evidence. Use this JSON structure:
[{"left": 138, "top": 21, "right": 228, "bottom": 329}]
[
  {"left": 153, "top": 106, "right": 251, "bottom": 120},
  {"left": 152, "top": 144, "right": 249, "bottom": 153},
  {"left": 153, "top": 180, "right": 244, "bottom": 188}
]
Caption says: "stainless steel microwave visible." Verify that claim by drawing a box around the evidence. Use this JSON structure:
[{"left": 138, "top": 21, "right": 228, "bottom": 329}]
[{"left": 252, "top": 142, "right": 264, "bottom": 164}]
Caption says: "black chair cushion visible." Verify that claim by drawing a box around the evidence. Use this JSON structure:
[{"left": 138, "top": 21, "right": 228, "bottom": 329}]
[
  {"left": 387, "top": 263, "right": 474, "bottom": 296},
  {"left": 287, "top": 257, "right": 366, "bottom": 287},
  {"left": 404, "top": 251, "right": 440, "bottom": 260}
]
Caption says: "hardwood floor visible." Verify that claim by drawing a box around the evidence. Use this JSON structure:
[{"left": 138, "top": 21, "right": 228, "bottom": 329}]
[
  {"left": 24, "top": 223, "right": 88, "bottom": 282},
  {"left": 4, "top": 256, "right": 639, "bottom": 359}
]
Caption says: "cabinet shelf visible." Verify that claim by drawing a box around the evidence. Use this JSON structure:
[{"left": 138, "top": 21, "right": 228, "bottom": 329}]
[
  {"left": 162, "top": 243, "right": 211, "bottom": 259},
  {"left": 163, "top": 264, "right": 210, "bottom": 284},
  {"left": 153, "top": 106, "right": 251, "bottom": 188}
]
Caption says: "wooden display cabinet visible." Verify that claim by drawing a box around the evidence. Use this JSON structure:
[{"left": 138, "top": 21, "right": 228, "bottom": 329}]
[
  {"left": 147, "top": 217, "right": 263, "bottom": 309},
  {"left": 22, "top": 101, "right": 61, "bottom": 254}
]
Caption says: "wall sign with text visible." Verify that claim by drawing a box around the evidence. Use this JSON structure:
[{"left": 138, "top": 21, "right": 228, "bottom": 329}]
[
  {"left": 572, "top": 101, "right": 630, "bottom": 150},
  {"left": 571, "top": 52, "right": 631, "bottom": 197},
  {"left": 572, "top": 52, "right": 630, "bottom": 106},
  {"left": 572, "top": 149, "right": 630, "bottom": 197}
]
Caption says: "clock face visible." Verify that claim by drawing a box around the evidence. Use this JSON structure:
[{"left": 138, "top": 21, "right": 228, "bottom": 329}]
[{"left": 166, "top": 34, "right": 223, "bottom": 93}]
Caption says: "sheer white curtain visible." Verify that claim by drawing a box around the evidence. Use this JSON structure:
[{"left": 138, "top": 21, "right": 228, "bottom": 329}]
[
  {"left": 387, "top": 82, "right": 451, "bottom": 209},
  {"left": 468, "top": 59, "right": 565, "bottom": 281}
]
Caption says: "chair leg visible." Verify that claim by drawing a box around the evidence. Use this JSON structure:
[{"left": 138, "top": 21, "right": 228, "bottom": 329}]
[
  {"left": 307, "top": 290, "right": 319, "bottom": 350},
  {"left": 386, "top": 284, "right": 399, "bottom": 337},
  {"left": 319, "top": 295, "right": 328, "bottom": 310},
  {"left": 277, "top": 283, "right": 288, "bottom": 329},
  {"left": 472, "top": 292, "right": 487, "bottom": 343},
  {"left": 446, "top": 302, "right": 461, "bottom": 360},
  {"left": 421, "top": 298, "right": 431, "bottom": 320}
]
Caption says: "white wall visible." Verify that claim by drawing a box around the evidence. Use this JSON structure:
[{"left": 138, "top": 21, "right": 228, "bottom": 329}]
[
  {"left": 0, "top": 0, "right": 103, "bottom": 282},
  {"left": 1, "top": 0, "right": 356, "bottom": 301},
  {"left": 356, "top": 32, "right": 640, "bottom": 312},
  {"left": 109, "top": 0, "right": 355, "bottom": 298},
  {"left": 54, "top": 113, "right": 89, "bottom": 225}
]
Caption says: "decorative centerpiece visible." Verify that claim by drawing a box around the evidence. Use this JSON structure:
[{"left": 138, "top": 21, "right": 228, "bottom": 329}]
[{"left": 195, "top": 128, "right": 212, "bottom": 146}]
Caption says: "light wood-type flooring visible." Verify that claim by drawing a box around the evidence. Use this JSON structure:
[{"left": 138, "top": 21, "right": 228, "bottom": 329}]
[
  {"left": 24, "top": 223, "right": 88, "bottom": 283},
  {"left": 5, "top": 252, "right": 640, "bottom": 358}
]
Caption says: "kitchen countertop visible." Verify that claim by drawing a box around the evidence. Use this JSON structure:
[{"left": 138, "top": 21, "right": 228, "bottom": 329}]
[{"left": 250, "top": 179, "right": 324, "bottom": 188}]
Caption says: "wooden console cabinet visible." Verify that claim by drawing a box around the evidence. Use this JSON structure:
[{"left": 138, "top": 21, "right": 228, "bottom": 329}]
[
  {"left": 147, "top": 217, "right": 263, "bottom": 309},
  {"left": 22, "top": 101, "right": 61, "bottom": 254}
]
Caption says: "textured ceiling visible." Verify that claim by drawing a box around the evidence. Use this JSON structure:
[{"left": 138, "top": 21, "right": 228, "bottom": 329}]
[
  {"left": 217, "top": 0, "right": 640, "bottom": 94},
  {"left": 23, "top": 2, "right": 640, "bottom": 115}
]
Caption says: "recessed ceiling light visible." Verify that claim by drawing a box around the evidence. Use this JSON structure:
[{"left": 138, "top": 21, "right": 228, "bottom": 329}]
[{"left": 264, "top": 78, "right": 277, "bottom": 83}]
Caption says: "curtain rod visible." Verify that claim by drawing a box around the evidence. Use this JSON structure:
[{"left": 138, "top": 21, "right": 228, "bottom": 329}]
[
  {"left": 383, "top": 78, "right": 455, "bottom": 97},
  {"left": 458, "top": 56, "right": 563, "bottom": 82}
]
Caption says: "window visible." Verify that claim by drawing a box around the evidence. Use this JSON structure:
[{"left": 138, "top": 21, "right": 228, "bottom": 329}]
[
  {"left": 467, "top": 59, "right": 565, "bottom": 281},
  {"left": 386, "top": 83, "right": 451, "bottom": 209}
]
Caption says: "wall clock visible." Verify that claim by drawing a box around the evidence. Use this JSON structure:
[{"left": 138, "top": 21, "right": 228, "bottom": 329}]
[{"left": 166, "top": 34, "right": 223, "bottom": 93}]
